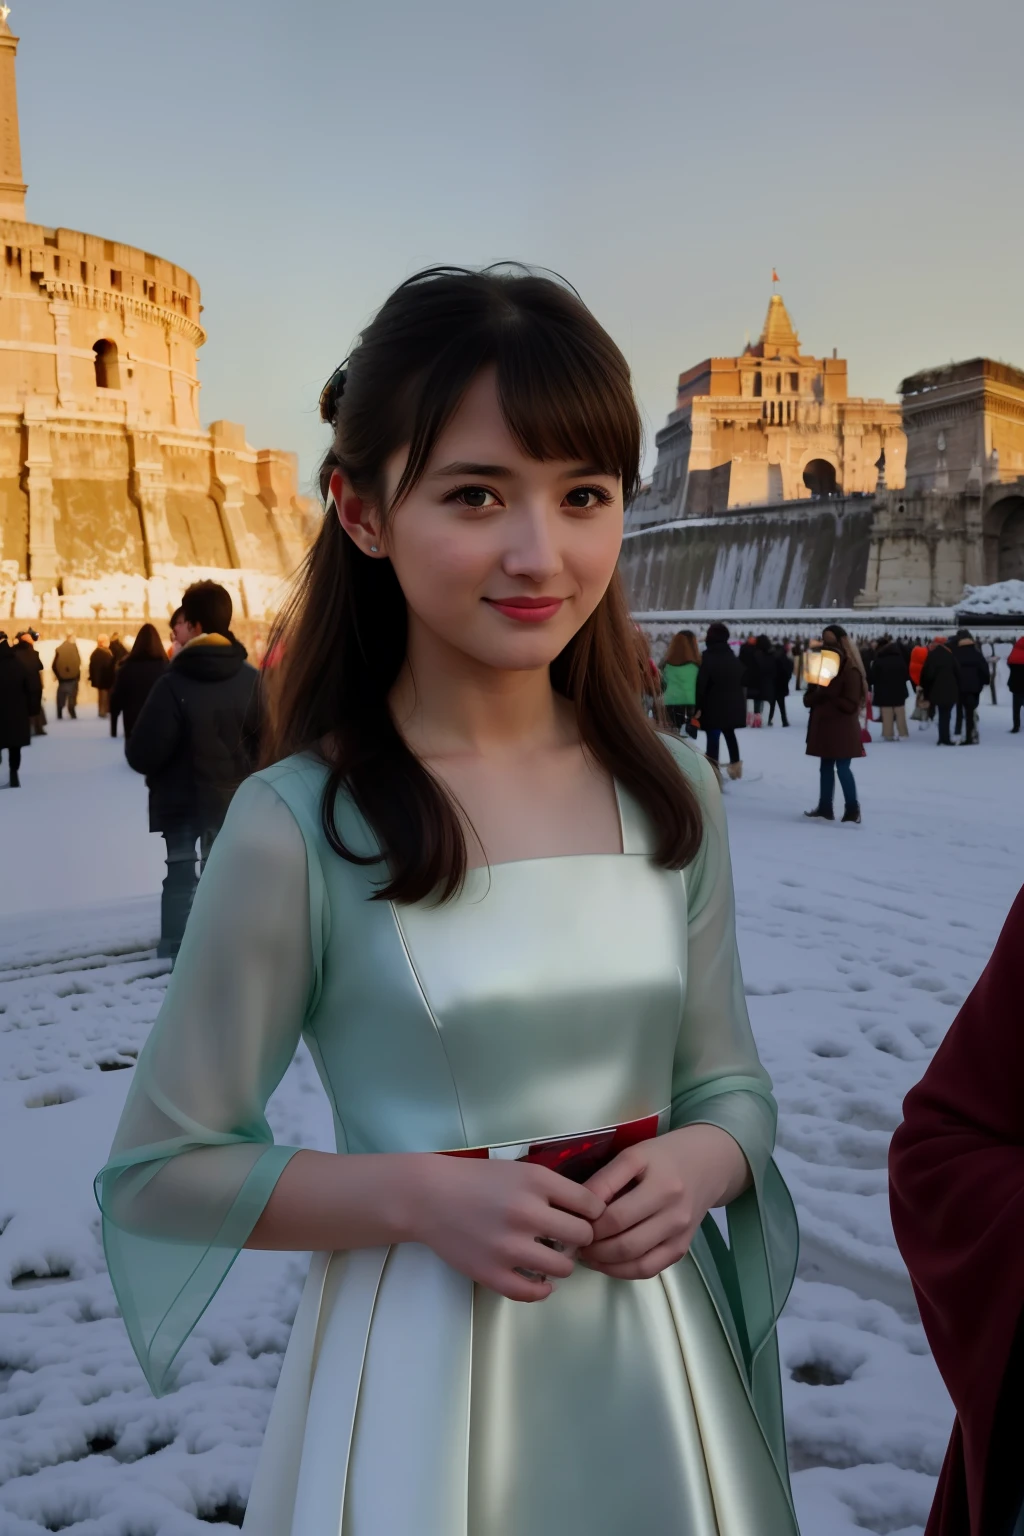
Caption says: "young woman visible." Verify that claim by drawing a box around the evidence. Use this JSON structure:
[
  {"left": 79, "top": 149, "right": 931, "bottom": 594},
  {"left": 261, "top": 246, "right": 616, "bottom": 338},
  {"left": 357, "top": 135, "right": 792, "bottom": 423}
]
[
  {"left": 95, "top": 267, "right": 799, "bottom": 1536},
  {"left": 803, "top": 623, "right": 866, "bottom": 824},
  {"left": 109, "top": 622, "right": 169, "bottom": 740},
  {"left": 660, "top": 628, "right": 700, "bottom": 734}
]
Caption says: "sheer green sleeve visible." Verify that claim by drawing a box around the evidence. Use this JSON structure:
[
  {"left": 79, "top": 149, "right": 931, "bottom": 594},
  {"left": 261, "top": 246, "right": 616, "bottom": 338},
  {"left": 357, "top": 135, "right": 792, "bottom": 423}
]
[
  {"left": 664, "top": 739, "right": 799, "bottom": 1492},
  {"left": 94, "top": 775, "right": 318, "bottom": 1396}
]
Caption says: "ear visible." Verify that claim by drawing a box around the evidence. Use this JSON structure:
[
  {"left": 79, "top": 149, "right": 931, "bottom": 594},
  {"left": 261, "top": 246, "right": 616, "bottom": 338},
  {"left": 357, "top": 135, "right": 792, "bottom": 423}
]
[{"left": 330, "top": 468, "right": 384, "bottom": 557}]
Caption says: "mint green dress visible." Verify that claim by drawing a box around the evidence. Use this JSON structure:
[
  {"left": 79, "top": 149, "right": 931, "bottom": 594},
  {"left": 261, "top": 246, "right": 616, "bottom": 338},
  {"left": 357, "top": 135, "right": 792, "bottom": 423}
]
[{"left": 95, "top": 738, "right": 800, "bottom": 1535}]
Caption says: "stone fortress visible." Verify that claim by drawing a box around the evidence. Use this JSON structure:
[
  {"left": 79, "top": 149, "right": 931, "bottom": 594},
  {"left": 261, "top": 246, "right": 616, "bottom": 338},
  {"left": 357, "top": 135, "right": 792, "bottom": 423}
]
[
  {"left": 0, "top": 13, "right": 316, "bottom": 627},
  {"left": 622, "top": 286, "right": 1024, "bottom": 614},
  {"left": 628, "top": 287, "right": 905, "bottom": 525}
]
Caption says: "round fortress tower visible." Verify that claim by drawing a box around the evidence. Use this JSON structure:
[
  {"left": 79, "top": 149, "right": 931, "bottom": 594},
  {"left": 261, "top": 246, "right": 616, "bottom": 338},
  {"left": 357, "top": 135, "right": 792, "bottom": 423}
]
[{"left": 0, "top": 11, "right": 316, "bottom": 622}]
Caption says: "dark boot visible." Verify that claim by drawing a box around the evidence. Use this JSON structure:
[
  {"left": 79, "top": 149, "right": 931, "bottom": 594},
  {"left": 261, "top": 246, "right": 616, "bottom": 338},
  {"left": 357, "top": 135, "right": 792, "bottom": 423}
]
[
  {"left": 841, "top": 802, "right": 861, "bottom": 824},
  {"left": 10, "top": 766, "right": 20, "bottom": 788},
  {"left": 804, "top": 806, "right": 835, "bottom": 820}
]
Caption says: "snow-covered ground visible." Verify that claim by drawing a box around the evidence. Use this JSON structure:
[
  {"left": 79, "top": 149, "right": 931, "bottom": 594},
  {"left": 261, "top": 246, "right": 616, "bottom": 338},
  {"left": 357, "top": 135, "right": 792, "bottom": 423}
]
[{"left": 2, "top": 699, "right": 1022, "bottom": 1535}]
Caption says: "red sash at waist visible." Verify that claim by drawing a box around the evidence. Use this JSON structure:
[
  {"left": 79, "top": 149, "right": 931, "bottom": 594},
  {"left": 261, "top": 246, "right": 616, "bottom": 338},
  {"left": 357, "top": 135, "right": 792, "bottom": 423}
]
[{"left": 440, "top": 1109, "right": 669, "bottom": 1184}]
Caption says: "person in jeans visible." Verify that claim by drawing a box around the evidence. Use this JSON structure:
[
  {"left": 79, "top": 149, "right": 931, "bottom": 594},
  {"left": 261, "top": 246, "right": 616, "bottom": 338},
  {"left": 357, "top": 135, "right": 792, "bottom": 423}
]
[
  {"left": 126, "top": 582, "right": 260, "bottom": 961},
  {"left": 52, "top": 632, "right": 82, "bottom": 718},
  {"left": 803, "top": 625, "right": 866, "bottom": 824},
  {"left": 696, "top": 621, "right": 746, "bottom": 779},
  {"left": 920, "top": 638, "right": 961, "bottom": 746}
]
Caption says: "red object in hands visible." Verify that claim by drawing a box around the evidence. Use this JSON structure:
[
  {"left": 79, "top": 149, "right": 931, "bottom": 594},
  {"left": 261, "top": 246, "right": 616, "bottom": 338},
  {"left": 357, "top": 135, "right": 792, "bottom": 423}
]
[{"left": 442, "top": 1111, "right": 664, "bottom": 1184}]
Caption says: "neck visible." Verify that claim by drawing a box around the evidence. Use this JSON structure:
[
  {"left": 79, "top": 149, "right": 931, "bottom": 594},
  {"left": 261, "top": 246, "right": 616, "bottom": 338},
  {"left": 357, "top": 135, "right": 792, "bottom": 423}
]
[{"left": 390, "top": 616, "right": 569, "bottom": 759}]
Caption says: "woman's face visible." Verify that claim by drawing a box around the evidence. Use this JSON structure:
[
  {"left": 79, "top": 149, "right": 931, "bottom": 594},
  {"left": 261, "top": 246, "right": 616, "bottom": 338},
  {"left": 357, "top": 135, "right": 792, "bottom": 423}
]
[{"left": 334, "top": 368, "right": 624, "bottom": 675}]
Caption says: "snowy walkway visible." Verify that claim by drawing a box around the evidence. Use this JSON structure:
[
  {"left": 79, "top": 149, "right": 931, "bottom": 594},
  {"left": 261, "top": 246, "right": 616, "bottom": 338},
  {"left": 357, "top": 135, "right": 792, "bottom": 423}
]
[{"left": 1, "top": 703, "right": 1022, "bottom": 1535}]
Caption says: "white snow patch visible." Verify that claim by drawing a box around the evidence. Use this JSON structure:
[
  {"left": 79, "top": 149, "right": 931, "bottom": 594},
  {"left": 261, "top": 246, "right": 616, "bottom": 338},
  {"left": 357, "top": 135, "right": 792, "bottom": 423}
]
[
  {"left": 959, "top": 577, "right": 1024, "bottom": 615},
  {"left": 2, "top": 694, "right": 1024, "bottom": 1532}
]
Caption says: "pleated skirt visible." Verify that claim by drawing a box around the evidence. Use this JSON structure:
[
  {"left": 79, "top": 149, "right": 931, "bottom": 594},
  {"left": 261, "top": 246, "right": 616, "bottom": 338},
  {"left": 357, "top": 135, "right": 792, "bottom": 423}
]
[{"left": 242, "top": 1243, "right": 797, "bottom": 1536}]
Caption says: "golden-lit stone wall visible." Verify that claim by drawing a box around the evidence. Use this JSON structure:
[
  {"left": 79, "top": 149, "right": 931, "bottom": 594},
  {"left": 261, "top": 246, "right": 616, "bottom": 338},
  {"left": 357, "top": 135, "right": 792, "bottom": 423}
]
[
  {"left": 0, "top": 17, "right": 317, "bottom": 620},
  {"left": 629, "top": 292, "right": 906, "bottom": 527}
]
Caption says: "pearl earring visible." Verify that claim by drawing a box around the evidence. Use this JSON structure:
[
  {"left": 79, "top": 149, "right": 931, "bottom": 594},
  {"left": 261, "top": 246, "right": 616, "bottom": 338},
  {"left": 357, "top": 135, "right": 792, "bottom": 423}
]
[{"left": 370, "top": 544, "right": 379, "bottom": 554}]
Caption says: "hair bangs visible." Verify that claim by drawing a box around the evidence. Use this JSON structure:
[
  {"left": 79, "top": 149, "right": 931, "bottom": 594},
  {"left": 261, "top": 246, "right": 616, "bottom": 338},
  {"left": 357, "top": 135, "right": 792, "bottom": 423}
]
[
  {"left": 496, "top": 319, "right": 642, "bottom": 501},
  {"left": 379, "top": 277, "right": 642, "bottom": 514}
]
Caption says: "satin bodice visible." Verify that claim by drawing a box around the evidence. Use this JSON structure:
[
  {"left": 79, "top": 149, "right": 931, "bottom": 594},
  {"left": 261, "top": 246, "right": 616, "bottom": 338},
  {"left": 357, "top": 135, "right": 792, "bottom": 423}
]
[{"left": 308, "top": 848, "right": 686, "bottom": 1156}]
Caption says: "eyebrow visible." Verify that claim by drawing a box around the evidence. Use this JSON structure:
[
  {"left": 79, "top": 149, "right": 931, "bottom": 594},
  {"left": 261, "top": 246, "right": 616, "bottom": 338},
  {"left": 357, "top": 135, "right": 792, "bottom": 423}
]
[{"left": 430, "top": 460, "right": 613, "bottom": 479}]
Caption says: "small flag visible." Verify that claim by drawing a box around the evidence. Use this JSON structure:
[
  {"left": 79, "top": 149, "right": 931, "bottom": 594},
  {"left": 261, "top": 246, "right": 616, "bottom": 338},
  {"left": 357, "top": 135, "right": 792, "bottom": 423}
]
[{"left": 772, "top": 268, "right": 780, "bottom": 285}]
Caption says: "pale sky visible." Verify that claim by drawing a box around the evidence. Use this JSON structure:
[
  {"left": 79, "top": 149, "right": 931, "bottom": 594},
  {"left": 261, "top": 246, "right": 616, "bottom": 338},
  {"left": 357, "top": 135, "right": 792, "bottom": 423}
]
[{"left": 13, "top": 0, "right": 1024, "bottom": 489}]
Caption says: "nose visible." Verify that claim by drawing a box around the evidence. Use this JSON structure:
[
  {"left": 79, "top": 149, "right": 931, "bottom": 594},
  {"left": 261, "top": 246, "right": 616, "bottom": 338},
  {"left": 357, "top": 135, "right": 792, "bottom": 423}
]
[{"left": 502, "top": 504, "right": 563, "bottom": 584}]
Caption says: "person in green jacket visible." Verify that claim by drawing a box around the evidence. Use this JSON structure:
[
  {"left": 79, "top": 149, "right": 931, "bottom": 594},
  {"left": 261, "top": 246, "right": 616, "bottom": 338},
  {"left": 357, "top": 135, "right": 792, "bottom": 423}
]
[{"left": 661, "top": 630, "right": 700, "bottom": 734}]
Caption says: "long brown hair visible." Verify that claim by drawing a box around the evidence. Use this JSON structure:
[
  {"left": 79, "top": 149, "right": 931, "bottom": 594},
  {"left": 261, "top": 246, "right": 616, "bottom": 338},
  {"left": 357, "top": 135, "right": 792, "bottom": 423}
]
[
  {"left": 129, "top": 623, "right": 167, "bottom": 661},
  {"left": 262, "top": 266, "right": 703, "bottom": 903},
  {"left": 664, "top": 630, "right": 701, "bottom": 667}
]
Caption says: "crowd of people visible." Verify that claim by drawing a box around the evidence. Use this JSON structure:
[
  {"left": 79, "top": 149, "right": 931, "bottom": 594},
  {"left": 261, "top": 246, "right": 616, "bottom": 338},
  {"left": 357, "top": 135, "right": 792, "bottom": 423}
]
[
  {"left": 0, "top": 583, "right": 261, "bottom": 963},
  {"left": 651, "top": 623, "right": 1022, "bottom": 827}
]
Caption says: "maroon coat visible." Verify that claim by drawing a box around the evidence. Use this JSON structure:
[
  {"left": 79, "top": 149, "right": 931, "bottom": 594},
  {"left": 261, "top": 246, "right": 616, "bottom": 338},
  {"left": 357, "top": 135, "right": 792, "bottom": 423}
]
[
  {"left": 804, "top": 658, "right": 865, "bottom": 759},
  {"left": 889, "top": 886, "right": 1024, "bottom": 1535}
]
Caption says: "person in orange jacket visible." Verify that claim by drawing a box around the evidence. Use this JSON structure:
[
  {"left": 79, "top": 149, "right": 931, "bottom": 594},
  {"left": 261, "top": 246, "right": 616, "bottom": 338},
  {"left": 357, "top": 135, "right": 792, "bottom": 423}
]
[{"left": 909, "top": 642, "right": 928, "bottom": 688}]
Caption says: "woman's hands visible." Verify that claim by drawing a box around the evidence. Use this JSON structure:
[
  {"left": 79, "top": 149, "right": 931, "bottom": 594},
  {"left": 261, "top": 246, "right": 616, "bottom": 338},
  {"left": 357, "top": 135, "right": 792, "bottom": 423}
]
[
  {"left": 409, "top": 1155, "right": 606, "bottom": 1303},
  {"left": 577, "top": 1124, "right": 750, "bottom": 1281}
]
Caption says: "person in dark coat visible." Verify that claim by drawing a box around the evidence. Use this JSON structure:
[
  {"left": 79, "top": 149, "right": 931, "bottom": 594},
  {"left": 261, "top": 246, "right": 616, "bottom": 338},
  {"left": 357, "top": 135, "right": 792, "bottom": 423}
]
[
  {"left": 88, "top": 636, "right": 117, "bottom": 718},
  {"left": 126, "top": 582, "right": 260, "bottom": 962},
  {"left": 869, "top": 638, "right": 910, "bottom": 741},
  {"left": 109, "top": 634, "right": 129, "bottom": 667},
  {"left": 920, "top": 638, "right": 961, "bottom": 746},
  {"left": 952, "top": 629, "right": 990, "bottom": 744},
  {"left": 0, "top": 632, "right": 33, "bottom": 787},
  {"left": 52, "top": 633, "right": 82, "bottom": 719},
  {"left": 14, "top": 631, "right": 45, "bottom": 736},
  {"left": 803, "top": 624, "right": 866, "bottom": 823},
  {"left": 750, "top": 635, "right": 777, "bottom": 724},
  {"left": 1007, "top": 635, "right": 1024, "bottom": 733},
  {"left": 769, "top": 643, "right": 793, "bottom": 727},
  {"left": 110, "top": 624, "right": 169, "bottom": 741},
  {"left": 696, "top": 621, "right": 746, "bottom": 778},
  {"left": 889, "top": 885, "right": 1024, "bottom": 1536}
]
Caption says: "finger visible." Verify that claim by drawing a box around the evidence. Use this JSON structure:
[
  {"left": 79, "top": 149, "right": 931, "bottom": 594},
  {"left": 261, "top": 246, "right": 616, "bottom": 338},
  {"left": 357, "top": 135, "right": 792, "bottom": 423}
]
[
  {"left": 587, "top": 1180, "right": 665, "bottom": 1243},
  {"left": 532, "top": 1205, "right": 595, "bottom": 1252},
  {"left": 498, "top": 1272, "right": 555, "bottom": 1303},
  {"left": 525, "top": 1241, "right": 576, "bottom": 1280},
  {"left": 581, "top": 1210, "right": 685, "bottom": 1268},
  {"left": 582, "top": 1237, "right": 691, "bottom": 1282},
  {"left": 536, "top": 1168, "right": 606, "bottom": 1223},
  {"left": 582, "top": 1145, "right": 647, "bottom": 1206},
  {"left": 504, "top": 1235, "right": 576, "bottom": 1281}
]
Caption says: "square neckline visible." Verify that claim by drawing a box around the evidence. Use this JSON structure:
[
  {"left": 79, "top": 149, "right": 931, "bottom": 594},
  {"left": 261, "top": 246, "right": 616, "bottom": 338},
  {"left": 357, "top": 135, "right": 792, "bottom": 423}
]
[{"left": 464, "top": 779, "right": 640, "bottom": 875}]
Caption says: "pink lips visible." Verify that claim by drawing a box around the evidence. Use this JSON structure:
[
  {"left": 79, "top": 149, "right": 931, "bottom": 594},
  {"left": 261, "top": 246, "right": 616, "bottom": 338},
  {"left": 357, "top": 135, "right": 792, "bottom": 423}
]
[{"left": 484, "top": 596, "right": 565, "bottom": 623}]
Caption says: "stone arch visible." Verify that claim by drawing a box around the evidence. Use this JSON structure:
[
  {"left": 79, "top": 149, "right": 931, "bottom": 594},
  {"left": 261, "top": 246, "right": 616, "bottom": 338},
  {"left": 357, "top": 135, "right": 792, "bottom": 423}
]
[
  {"left": 93, "top": 339, "right": 120, "bottom": 390},
  {"left": 801, "top": 455, "right": 840, "bottom": 499},
  {"left": 994, "top": 495, "right": 1024, "bottom": 581}
]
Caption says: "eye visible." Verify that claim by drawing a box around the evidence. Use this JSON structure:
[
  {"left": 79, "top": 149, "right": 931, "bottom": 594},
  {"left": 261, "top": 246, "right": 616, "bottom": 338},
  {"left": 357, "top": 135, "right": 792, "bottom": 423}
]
[
  {"left": 445, "top": 484, "right": 502, "bottom": 510},
  {"left": 563, "top": 485, "right": 614, "bottom": 511}
]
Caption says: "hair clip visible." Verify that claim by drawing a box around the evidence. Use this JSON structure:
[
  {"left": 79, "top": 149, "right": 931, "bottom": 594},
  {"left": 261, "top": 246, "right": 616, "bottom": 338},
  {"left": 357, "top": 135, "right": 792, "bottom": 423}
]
[{"left": 319, "top": 363, "right": 349, "bottom": 425}]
